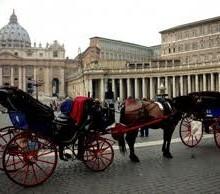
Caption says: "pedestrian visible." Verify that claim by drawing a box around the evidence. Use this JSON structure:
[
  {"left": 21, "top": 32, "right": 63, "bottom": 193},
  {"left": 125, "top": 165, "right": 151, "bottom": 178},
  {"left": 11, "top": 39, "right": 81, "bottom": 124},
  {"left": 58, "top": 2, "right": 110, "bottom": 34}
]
[
  {"left": 140, "top": 97, "right": 149, "bottom": 137},
  {"left": 140, "top": 127, "right": 149, "bottom": 137}
]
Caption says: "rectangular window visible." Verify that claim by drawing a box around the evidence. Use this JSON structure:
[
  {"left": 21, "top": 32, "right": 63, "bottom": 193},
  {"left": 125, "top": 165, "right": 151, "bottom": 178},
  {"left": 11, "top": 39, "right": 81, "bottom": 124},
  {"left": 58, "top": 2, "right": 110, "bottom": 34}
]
[
  {"left": 53, "top": 51, "right": 58, "bottom": 57},
  {"left": 3, "top": 66, "right": 10, "bottom": 76}
]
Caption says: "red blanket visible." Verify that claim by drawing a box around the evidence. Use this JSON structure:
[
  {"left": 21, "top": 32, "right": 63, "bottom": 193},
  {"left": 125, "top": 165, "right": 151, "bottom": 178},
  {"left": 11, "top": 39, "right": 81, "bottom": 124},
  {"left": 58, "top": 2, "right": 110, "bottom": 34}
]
[{"left": 70, "top": 96, "right": 91, "bottom": 125}]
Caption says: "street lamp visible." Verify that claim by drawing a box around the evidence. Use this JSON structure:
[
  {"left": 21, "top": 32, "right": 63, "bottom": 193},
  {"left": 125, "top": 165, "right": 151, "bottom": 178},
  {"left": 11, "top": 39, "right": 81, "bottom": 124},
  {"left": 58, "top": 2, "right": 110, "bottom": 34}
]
[{"left": 27, "top": 79, "right": 43, "bottom": 100}]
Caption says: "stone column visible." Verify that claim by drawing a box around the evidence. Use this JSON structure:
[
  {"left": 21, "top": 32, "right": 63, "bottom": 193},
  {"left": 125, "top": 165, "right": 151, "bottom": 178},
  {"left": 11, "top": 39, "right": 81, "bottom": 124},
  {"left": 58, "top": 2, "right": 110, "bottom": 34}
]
[
  {"left": 0, "top": 66, "right": 2, "bottom": 86},
  {"left": 119, "top": 79, "right": 123, "bottom": 100},
  {"left": 59, "top": 68, "right": 65, "bottom": 98},
  {"left": 172, "top": 76, "right": 176, "bottom": 97},
  {"left": 44, "top": 67, "right": 50, "bottom": 96},
  {"left": 34, "top": 66, "right": 37, "bottom": 81},
  {"left": 88, "top": 79, "right": 93, "bottom": 98},
  {"left": 18, "top": 67, "right": 22, "bottom": 89},
  {"left": 150, "top": 77, "right": 153, "bottom": 99},
  {"left": 135, "top": 78, "right": 139, "bottom": 99},
  {"left": 23, "top": 67, "right": 26, "bottom": 91},
  {"left": 195, "top": 74, "right": 199, "bottom": 92},
  {"left": 203, "top": 74, "right": 207, "bottom": 91},
  {"left": 10, "top": 66, "right": 14, "bottom": 86},
  {"left": 187, "top": 75, "right": 191, "bottom": 94},
  {"left": 180, "top": 76, "right": 183, "bottom": 95},
  {"left": 165, "top": 76, "right": 168, "bottom": 95},
  {"left": 157, "top": 77, "right": 160, "bottom": 95},
  {"left": 218, "top": 74, "right": 220, "bottom": 92},
  {"left": 211, "top": 73, "right": 214, "bottom": 91},
  {"left": 112, "top": 78, "right": 115, "bottom": 99},
  {"left": 104, "top": 78, "right": 108, "bottom": 94},
  {"left": 142, "top": 77, "right": 146, "bottom": 98},
  {"left": 127, "top": 78, "right": 131, "bottom": 97},
  {"left": 100, "top": 78, "right": 104, "bottom": 101}
]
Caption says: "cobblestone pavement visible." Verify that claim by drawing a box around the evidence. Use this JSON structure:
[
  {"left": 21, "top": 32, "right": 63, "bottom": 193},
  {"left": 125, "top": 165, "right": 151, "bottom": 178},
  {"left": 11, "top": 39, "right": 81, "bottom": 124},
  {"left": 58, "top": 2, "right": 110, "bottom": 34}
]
[{"left": 1, "top": 114, "right": 220, "bottom": 193}]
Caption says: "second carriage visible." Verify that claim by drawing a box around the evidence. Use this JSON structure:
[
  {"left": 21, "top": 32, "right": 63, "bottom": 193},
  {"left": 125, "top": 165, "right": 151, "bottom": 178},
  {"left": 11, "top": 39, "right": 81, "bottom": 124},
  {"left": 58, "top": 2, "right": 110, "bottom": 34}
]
[{"left": 176, "top": 91, "right": 220, "bottom": 148}]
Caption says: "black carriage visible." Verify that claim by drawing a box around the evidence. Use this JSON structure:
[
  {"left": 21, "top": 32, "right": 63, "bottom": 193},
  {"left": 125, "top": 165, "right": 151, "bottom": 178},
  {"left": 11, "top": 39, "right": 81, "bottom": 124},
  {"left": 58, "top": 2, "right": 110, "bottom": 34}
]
[
  {"left": 176, "top": 91, "right": 220, "bottom": 148},
  {"left": 0, "top": 87, "right": 114, "bottom": 187}
]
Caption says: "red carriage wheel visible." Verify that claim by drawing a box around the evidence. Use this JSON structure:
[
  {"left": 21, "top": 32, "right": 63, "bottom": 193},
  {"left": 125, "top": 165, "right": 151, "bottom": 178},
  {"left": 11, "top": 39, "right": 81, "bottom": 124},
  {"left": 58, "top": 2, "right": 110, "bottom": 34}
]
[
  {"left": 83, "top": 136, "right": 114, "bottom": 172},
  {"left": 0, "top": 126, "right": 21, "bottom": 170},
  {"left": 2, "top": 132, "right": 57, "bottom": 187},
  {"left": 179, "top": 117, "right": 203, "bottom": 147}
]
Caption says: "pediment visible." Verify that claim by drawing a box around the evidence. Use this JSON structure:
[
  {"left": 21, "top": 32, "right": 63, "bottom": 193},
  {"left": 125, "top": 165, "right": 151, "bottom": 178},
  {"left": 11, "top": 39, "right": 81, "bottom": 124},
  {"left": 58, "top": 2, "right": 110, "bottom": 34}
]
[{"left": 0, "top": 51, "right": 22, "bottom": 60}]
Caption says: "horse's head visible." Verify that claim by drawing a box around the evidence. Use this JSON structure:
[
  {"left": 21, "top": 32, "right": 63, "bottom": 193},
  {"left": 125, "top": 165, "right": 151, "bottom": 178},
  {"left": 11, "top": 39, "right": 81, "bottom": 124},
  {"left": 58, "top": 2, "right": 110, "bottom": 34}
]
[
  {"left": 0, "top": 87, "right": 18, "bottom": 111},
  {"left": 88, "top": 99, "right": 115, "bottom": 131},
  {"left": 102, "top": 99, "right": 115, "bottom": 126}
]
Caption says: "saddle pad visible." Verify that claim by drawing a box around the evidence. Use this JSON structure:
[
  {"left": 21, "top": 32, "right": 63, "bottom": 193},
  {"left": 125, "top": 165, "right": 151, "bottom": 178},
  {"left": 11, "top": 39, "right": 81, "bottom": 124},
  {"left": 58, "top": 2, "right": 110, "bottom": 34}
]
[
  {"left": 123, "top": 98, "right": 146, "bottom": 125},
  {"left": 125, "top": 98, "right": 143, "bottom": 112}
]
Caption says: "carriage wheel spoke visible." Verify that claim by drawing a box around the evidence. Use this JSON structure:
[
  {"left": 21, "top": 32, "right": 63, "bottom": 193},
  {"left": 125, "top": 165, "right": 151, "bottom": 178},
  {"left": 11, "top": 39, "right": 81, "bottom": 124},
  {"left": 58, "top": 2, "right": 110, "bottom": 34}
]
[
  {"left": 5, "top": 153, "right": 11, "bottom": 166},
  {"left": 23, "top": 164, "right": 30, "bottom": 185},
  {"left": 0, "top": 134, "right": 8, "bottom": 144},
  {"left": 31, "top": 164, "right": 38, "bottom": 184},
  {"left": 191, "top": 136, "right": 194, "bottom": 145},
  {"left": 37, "top": 159, "right": 55, "bottom": 165},
  {"left": 181, "top": 129, "right": 190, "bottom": 133},
  {"left": 99, "top": 153, "right": 112, "bottom": 161},
  {"left": 10, "top": 163, "right": 28, "bottom": 178},
  {"left": 34, "top": 162, "right": 49, "bottom": 177},
  {"left": 183, "top": 132, "right": 190, "bottom": 139},
  {"left": 85, "top": 151, "right": 96, "bottom": 161},
  {"left": 186, "top": 134, "right": 192, "bottom": 144},
  {"left": 38, "top": 150, "right": 54, "bottom": 157},
  {"left": 182, "top": 122, "right": 191, "bottom": 128},
  {"left": 5, "top": 158, "right": 23, "bottom": 168}
]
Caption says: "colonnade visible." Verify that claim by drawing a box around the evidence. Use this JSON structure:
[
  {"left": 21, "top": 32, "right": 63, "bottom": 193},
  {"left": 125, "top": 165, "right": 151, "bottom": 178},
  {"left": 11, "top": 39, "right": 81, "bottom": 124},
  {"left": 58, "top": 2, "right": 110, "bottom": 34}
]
[{"left": 88, "top": 72, "right": 220, "bottom": 101}]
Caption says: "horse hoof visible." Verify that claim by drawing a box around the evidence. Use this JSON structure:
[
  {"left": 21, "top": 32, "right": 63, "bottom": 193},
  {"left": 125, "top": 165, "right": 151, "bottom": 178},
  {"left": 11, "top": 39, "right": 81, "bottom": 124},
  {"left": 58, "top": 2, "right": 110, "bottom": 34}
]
[
  {"left": 163, "top": 152, "right": 173, "bottom": 159},
  {"left": 129, "top": 154, "right": 140, "bottom": 162}
]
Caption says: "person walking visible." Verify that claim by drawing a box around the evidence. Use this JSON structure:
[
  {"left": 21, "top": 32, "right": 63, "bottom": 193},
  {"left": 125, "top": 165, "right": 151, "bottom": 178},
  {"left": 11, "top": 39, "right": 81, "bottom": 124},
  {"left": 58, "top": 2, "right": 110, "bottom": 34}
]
[{"left": 140, "top": 127, "right": 149, "bottom": 137}]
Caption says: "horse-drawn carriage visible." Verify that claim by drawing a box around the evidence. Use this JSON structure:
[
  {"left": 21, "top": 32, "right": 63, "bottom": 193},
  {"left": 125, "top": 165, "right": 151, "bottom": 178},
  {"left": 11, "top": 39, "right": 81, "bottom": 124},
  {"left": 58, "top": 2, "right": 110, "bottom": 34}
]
[
  {"left": 174, "top": 91, "right": 220, "bottom": 148},
  {"left": 0, "top": 87, "right": 114, "bottom": 187},
  {"left": 0, "top": 86, "right": 185, "bottom": 187}
]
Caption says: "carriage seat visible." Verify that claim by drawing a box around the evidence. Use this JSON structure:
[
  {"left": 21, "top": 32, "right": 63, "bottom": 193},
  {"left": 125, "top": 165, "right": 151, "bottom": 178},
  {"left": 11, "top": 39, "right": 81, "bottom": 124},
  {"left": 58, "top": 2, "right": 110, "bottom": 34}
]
[{"left": 70, "top": 96, "right": 92, "bottom": 125}]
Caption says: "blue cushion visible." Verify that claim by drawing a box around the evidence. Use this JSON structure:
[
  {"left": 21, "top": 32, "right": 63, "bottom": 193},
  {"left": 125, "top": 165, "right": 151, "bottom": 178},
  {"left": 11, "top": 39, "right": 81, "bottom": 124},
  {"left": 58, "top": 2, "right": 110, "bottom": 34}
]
[{"left": 60, "top": 99, "right": 73, "bottom": 114}]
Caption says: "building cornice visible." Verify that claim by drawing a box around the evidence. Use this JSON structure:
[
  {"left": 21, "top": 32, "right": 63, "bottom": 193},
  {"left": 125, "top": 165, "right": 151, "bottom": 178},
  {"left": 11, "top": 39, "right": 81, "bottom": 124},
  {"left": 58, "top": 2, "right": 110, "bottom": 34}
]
[{"left": 160, "top": 16, "right": 220, "bottom": 34}]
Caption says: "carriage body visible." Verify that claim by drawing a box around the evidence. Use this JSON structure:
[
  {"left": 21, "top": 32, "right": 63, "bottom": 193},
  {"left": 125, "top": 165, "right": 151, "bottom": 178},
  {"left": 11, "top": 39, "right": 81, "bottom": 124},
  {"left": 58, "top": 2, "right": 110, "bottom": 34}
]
[
  {"left": 176, "top": 91, "right": 220, "bottom": 148},
  {"left": 0, "top": 87, "right": 114, "bottom": 187}
]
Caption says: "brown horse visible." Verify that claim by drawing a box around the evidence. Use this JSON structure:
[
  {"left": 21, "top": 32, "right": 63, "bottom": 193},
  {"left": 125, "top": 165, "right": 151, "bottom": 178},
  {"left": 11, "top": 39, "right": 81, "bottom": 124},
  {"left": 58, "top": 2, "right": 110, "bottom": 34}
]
[{"left": 114, "top": 97, "right": 182, "bottom": 162}]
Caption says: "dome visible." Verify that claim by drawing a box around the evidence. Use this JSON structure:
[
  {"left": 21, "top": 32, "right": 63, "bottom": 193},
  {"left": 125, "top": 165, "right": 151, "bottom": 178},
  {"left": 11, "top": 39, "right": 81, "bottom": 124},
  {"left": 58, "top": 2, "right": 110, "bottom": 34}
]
[{"left": 0, "top": 10, "right": 31, "bottom": 48}]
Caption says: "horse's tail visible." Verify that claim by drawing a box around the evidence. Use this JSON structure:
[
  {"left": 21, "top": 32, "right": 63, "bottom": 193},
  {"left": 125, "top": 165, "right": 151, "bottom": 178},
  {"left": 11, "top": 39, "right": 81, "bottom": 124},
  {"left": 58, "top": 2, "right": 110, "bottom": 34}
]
[
  {"left": 166, "top": 110, "right": 183, "bottom": 128},
  {"left": 112, "top": 134, "right": 127, "bottom": 154},
  {"left": 118, "top": 135, "right": 126, "bottom": 154}
]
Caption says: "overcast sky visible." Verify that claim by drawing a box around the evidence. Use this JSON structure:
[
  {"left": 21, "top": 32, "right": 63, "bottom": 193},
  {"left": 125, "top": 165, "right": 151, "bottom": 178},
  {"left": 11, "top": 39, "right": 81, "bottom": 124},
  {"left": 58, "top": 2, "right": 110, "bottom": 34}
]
[{"left": 0, "top": 0, "right": 220, "bottom": 58}]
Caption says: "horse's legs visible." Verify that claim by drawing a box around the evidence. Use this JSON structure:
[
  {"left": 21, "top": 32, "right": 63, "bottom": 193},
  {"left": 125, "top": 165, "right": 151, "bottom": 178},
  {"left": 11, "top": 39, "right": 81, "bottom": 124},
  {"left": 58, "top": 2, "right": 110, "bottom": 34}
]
[
  {"left": 125, "top": 131, "right": 140, "bottom": 162},
  {"left": 162, "top": 126, "right": 175, "bottom": 159},
  {"left": 162, "top": 130, "right": 167, "bottom": 153}
]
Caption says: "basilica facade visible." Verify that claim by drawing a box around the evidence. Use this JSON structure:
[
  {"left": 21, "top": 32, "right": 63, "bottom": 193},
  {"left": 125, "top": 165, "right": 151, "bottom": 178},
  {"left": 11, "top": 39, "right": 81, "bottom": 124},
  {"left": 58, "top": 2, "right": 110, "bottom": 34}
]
[
  {"left": 0, "top": 11, "right": 66, "bottom": 98},
  {"left": 67, "top": 16, "right": 220, "bottom": 101}
]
